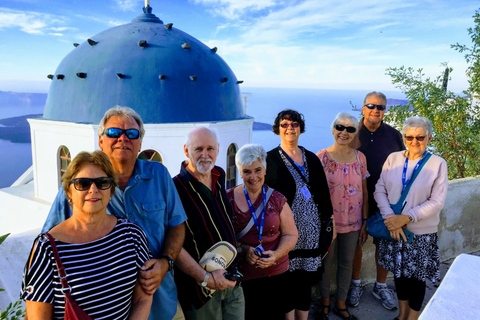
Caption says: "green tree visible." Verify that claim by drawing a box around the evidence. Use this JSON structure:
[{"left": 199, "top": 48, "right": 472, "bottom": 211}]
[{"left": 384, "top": 9, "right": 480, "bottom": 180}]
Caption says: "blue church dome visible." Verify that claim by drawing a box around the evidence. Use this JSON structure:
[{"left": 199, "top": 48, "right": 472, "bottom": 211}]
[{"left": 43, "top": 6, "right": 246, "bottom": 124}]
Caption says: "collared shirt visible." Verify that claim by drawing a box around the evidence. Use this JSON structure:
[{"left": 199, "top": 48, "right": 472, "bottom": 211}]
[
  {"left": 42, "top": 159, "right": 188, "bottom": 320},
  {"left": 173, "top": 162, "right": 236, "bottom": 309},
  {"left": 357, "top": 119, "right": 405, "bottom": 216}
]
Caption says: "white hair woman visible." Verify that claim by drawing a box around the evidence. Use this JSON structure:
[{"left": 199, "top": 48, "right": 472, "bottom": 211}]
[
  {"left": 316, "top": 112, "right": 369, "bottom": 320},
  {"left": 375, "top": 116, "right": 448, "bottom": 320},
  {"left": 227, "top": 144, "right": 298, "bottom": 320}
]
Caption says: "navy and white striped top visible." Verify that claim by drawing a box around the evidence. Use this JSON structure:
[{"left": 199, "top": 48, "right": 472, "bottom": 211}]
[{"left": 21, "top": 219, "right": 152, "bottom": 319}]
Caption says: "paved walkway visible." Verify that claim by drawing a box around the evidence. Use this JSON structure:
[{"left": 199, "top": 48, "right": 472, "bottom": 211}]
[{"left": 308, "top": 251, "right": 480, "bottom": 320}]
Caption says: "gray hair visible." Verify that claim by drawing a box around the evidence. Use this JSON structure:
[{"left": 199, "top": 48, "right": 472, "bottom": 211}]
[
  {"left": 330, "top": 112, "right": 359, "bottom": 131},
  {"left": 97, "top": 106, "right": 145, "bottom": 140},
  {"left": 363, "top": 91, "right": 387, "bottom": 106},
  {"left": 185, "top": 127, "right": 219, "bottom": 149},
  {"left": 235, "top": 144, "right": 267, "bottom": 169},
  {"left": 401, "top": 116, "right": 433, "bottom": 137}
]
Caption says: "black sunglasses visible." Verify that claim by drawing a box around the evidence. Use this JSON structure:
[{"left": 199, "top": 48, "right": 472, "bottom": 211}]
[
  {"left": 334, "top": 124, "right": 356, "bottom": 133},
  {"left": 280, "top": 122, "right": 300, "bottom": 129},
  {"left": 104, "top": 127, "right": 140, "bottom": 139},
  {"left": 364, "top": 104, "right": 386, "bottom": 111},
  {"left": 404, "top": 136, "right": 426, "bottom": 142},
  {"left": 70, "top": 177, "right": 114, "bottom": 191}
]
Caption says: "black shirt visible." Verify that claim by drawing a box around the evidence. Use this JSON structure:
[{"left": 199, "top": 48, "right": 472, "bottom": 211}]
[{"left": 357, "top": 119, "right": 405, "bottom": 216}]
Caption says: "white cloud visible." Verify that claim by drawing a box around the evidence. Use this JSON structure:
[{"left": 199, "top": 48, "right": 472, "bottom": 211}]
[
  {"left": 194, "top": 0, "right": 281, "bottom": 19},
  {"left": 112, "top": 0, "right": 142, "bottom": 12},
  {"left": 0, "top": 8, "right": 66, "bottom": 34}
]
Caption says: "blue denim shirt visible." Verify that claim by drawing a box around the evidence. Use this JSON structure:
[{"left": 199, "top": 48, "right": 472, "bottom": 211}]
[{"left": 42, "top": 159, "right": 187, "bottom": 320}]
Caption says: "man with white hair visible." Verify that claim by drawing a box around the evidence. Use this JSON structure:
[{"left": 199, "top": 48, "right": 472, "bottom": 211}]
[{"left": 173, "top": 127, "right": 244, "bottom": 320}]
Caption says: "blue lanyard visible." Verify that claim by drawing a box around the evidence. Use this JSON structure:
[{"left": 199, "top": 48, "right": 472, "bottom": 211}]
[
  {"left": 243, "top": 184, "right": 266, "bottom": 244},
  {"left": 279, "top": 145, "right": 305, "bottom": 176},
  {"left": 402, "top": 151, "right": 427, "bottom": 191}
]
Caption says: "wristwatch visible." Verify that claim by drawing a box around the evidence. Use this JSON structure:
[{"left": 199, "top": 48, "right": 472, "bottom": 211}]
[
  {"left": 201, "top": 272, "right": 210, "bottom": 287},
  {"left": 160, "top": 255, "right": 174, "bottom": 271}
]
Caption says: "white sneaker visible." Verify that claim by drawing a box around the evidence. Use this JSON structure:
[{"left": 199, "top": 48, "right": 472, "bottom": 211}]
[
  {"left": 346, "top": 283, "right": 363, "bottom": 307},
  {"left": 372, "top": 285, "right": 397, "bottom": 310}
]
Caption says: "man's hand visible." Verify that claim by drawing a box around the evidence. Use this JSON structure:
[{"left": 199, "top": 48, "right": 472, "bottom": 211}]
[
  {"left": 139, "top": 258, "right": 169, "bottom": 295},
  {"left": 207, "top": 269, "right": 237, "bottom": 291}
]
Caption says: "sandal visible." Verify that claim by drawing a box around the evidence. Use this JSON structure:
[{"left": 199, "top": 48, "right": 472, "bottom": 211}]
[
  {"left": 333, "top": 305, "right": 357, "bottom": 320},
  {"left": 320, "top": 304, "right": 330, "bottom": 319}
]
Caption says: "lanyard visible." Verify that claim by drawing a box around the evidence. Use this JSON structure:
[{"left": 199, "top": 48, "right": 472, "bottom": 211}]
[
  {"left": 402, "top": 151, "right": 427, "bottom": 191},
  {"left": 244, "top": 184, "right": 266, "bottom": 244}
]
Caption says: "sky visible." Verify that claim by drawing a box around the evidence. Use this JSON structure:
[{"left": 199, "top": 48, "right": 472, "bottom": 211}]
[{"left": 0, "top": 0, "right": 478, "bottom": 94}]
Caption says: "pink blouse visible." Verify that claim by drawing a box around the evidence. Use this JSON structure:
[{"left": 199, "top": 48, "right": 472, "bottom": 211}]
[{"left": 317, "top": 150, "right": 369, "bottom": 233}]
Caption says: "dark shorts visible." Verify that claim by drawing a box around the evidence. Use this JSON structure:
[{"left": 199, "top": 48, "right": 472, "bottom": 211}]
[{"left": 283, "top": 270, "right": 314, "bottom": 312}]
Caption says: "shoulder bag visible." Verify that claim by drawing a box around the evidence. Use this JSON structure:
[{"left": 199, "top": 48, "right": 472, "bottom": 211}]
[{"left": 44, "top": 232, "right": 94, "bottom": 320}]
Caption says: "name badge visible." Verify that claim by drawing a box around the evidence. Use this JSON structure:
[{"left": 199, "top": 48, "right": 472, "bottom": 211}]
[{"left": 300, "top": 185, "right": 311, "bottom": 200}]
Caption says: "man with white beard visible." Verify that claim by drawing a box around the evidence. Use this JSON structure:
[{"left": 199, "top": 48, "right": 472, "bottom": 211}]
[{"left": 173, "top": 127, "right": 245, "bottom": 320}]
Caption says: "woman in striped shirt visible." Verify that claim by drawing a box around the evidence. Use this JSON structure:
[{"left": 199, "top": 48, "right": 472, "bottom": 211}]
[{"left": 21, "top": 151, "right": 153, "bottom": 319}]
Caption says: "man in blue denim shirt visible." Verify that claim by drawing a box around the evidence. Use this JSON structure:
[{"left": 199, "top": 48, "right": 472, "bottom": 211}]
[{"left": 42, "top": 106, "right": 187, "bottom": 320}]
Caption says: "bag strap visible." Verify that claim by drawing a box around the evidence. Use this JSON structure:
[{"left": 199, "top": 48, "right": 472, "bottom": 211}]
[
  {"left": 236, "top": 187, "right": 274, "bottom": 240},
  {"left": 277, "top": 146, "right": 309, "bottom": 185},
  {"left": 43, "top": 232, "right": 70, "bottom": 291},
  {"left": 398, "top": 152, "right": 432, "bottom": 204}
]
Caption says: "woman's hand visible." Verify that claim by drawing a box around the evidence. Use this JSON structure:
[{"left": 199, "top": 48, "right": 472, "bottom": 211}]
[
  {"left": 255, "top": 250, "right": 278, "bottom": 268},
  {"left": 384, "top": 214, "right": 410, "bottom": 231},
  {"left": 244, "top": 245, "right": 260, "bottom": 265},
  {"left": 389, "top": 228, "right": 408, "bottom": 242},
  {"left": 359, "top": 222, "right": 368, "bottom": 245}
]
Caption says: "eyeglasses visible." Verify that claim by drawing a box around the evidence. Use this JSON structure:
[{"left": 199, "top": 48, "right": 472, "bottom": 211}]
[
  {"left": 404, "top": 136, "right": 426, "bottom": 142},
  {"left": 70, "top": 177, "right": 114, "bottom": 191},
  {"left": 334, "top": 124, "right": 356, "bottom": 133},
  {"left": 280, "top": 122, "right": 300, "bottom": 129},
  {"left": 104, "top": 128, "right": 140, "bottom": 139},
  {"left": 364, "top": 104, "right": 386, "bottom": 111}
]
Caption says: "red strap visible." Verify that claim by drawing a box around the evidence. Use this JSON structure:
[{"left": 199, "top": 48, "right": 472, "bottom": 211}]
[{"left": 43, "top": 232, "right": 69, "bottom": 290}]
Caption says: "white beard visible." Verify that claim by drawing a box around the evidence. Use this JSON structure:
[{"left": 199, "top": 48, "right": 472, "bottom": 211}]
[{"left": 196, "top": 158, "right": 214, "bottom": 174}]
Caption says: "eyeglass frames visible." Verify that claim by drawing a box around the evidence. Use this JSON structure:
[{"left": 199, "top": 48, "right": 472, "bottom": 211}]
[
  {"left": 364, "top": 104, "right": 386, "bottom": 111},
  {"left": 280, "top": 122, "right": 300, "bottom": 129},
  {"left": 404, "top": 136, "right": 426, "bottom": 142},
  {"left": 334, "top": 124, "right": 356, "bottom": 133},
  {"left": 104, "top": 127, "right": 140, "bottom": 139},
  {"left": 70, "top": 177, "right": 114, "bottom": 191}
]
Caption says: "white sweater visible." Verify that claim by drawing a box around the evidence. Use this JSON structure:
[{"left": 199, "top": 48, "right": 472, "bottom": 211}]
[{"left": 374, "top": 151, "right": 448, "bottom": 235}]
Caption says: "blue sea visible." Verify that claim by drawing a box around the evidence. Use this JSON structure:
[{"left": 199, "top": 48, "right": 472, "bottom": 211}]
[{"left": 0, "top": 88, "right": 405, "bottom": 188}]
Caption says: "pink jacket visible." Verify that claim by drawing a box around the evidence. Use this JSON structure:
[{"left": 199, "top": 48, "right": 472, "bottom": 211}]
[{"left": 374, "top": 151, "right": 448, "bottom": 235}]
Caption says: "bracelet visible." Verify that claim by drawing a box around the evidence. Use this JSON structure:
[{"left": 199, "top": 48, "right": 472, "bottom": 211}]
[{"left": 362, "top": 218, "right": 367, "bottom": 221}]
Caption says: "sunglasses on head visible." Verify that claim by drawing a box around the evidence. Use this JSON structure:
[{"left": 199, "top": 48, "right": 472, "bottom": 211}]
[
  {"left": 280, "top": 122, "right": 300, "bottom": 129},
  {"left": 364, "top": 104, "right": 386, "bottom": 111},
  {"left": 404, "top": 136, "right": 426, "bottom": 142},
  {"left": 104, "top": 127, "right": 140, "bottom": 139},
  {"left": 334, "top": 124, "right": 356, "bottom": 133},
  {"left": 70, "top": 177, "right": 114, "bottom": 191}
]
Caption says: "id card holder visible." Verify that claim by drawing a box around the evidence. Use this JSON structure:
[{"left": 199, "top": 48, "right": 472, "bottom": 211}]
[{"left": 300, "top": 185, "right": 311, "bottom": 200}]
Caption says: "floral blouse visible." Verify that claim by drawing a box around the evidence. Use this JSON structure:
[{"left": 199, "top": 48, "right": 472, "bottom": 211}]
[{"left": 317, "top": 150, "right": 369, "bottom": 233}]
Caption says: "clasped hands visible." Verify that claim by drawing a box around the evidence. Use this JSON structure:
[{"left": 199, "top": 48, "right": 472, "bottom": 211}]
[
  {"left": 244, "top": 245, "right": 277, "bottom": 268},
  {"left": 384, "top": 214, "right": 411, "bottom": 243}
]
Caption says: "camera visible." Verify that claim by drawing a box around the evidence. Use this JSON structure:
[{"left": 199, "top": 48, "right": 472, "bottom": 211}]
[
  {"left": 253, "top": 244, "right": 268, "bottom": 258},
  {"left": 224, "top": 267, "right": 243, "bottom": 282}
]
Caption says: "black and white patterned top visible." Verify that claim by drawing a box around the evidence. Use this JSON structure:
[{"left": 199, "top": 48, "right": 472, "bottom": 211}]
[
  {"left": 279, "top": 150, "right": 322, "bottom": 272},
  {"left": 21, "top": 219, "right": 152, "bottom": 320}
]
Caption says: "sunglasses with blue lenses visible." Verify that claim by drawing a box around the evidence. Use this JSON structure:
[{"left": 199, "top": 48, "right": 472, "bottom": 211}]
[
  {"left": 334, "top": 124, "right": 357, "bottom": 133},
  {"left": 104, "top": 127, "right": 140, "bottom": 139},
  {"left": 70, "top": 177, "right": 114, "bottom": 191},
  {"left": 364, "top": 104, "right": 386, "bottom": 111}
]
